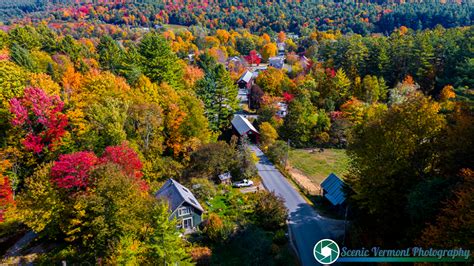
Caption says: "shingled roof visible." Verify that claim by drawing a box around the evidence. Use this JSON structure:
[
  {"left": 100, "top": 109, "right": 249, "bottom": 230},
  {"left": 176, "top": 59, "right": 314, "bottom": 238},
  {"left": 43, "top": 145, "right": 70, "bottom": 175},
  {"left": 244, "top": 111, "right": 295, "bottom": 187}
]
[{"left": 155, "top": 179, "right": 204, "bottom": 213}]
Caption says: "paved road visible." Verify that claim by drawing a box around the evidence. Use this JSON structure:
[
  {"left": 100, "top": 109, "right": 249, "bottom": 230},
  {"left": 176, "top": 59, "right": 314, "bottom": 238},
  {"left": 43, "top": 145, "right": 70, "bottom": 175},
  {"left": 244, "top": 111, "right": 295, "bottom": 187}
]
[
  {"left": 3, "top": 231, "right": 37, "bottom": 259},
  {"left": 250, "top": 145, "right": 344, "bottom": 266}
]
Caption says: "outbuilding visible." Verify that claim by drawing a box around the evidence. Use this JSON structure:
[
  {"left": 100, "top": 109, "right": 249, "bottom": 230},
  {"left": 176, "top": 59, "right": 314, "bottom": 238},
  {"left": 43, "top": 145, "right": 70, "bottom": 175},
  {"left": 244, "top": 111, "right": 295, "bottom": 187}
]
[{"left": 320, "top": 173, "right": 346, "bottom": 206}]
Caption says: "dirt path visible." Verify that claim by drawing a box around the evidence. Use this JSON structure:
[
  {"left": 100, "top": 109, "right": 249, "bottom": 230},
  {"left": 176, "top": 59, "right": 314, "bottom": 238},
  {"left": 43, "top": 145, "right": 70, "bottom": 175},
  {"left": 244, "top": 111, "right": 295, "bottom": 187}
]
[{"left": 288, "top": 168, "right": 321, "bottom": 195}]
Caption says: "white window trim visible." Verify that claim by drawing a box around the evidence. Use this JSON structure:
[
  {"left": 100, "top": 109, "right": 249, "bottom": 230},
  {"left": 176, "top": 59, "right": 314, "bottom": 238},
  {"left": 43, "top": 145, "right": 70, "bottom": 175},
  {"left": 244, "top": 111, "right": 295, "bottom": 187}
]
[
  {"left": 182, "top": 217, "right": 193, "bottom": 229},
  {"left": 177, "top": 206, "right": 191, "bottom": 217}
]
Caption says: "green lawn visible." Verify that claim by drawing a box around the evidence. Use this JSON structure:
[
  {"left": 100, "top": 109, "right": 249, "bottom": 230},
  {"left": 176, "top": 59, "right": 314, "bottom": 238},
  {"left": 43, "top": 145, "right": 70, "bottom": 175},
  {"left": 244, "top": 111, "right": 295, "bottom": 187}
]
[
  {"left": 163, "top": 24, "right": 188, "bottom": 32},
  {"left": 289, "top": 148, "right": 350, "bottom": 185}
]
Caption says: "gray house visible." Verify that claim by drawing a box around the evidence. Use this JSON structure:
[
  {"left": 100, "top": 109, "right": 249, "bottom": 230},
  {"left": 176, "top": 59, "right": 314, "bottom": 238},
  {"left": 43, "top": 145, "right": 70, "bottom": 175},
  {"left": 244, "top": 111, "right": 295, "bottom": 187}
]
[
  {"left": 156, "top": 179, "right": 204, "bottom": 232},
  {"left": 269, "top": 56, "right": 285, "bottom": 69}
]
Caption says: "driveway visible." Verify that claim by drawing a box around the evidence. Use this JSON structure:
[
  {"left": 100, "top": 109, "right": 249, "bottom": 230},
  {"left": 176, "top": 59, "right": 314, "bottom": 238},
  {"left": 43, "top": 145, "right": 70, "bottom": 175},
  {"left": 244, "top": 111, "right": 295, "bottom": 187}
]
[{"left": 249, "top": 145, "right": 344, "bottom": 266}]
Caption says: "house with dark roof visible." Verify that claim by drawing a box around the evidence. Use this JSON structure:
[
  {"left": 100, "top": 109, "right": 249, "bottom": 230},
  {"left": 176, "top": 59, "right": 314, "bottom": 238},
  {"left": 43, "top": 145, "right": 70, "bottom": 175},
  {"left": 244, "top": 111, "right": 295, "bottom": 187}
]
[
  {"left": 155, "top": 179, "right": 204, "bottom": 232},
  {"left": 231, "top": 115, "right": 259, "bottom": 143},
  {"left": 320, "top": 173, "right": 346, "bottom": 206}
]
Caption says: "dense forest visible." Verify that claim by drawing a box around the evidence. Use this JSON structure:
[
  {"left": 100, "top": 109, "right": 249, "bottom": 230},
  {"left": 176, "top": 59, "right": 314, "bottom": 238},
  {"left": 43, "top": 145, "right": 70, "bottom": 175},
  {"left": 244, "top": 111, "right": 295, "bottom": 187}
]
[
  {"left": 0, "top": 0, "right": 472, "bottom": 34},
  {"left": 0, "top": 0, "right": 472, "bottom": 264}
]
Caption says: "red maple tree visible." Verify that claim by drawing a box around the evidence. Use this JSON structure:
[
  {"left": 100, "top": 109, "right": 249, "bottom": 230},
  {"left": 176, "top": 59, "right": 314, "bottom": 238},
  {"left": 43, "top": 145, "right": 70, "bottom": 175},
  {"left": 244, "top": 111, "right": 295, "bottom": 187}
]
[
  {"left": 51, "top": 143, "right": 148, "bottom": 191},
  {"left": 9, "top": 87, "right": 68, "bottom": 153},
  {"left": 283, "top": 92, "right": 294, "bottom": 102},
  {"left": 245, "top": 50, "right": 261, "bottom": 66},
  {"left": 100, "top": 143, "right": 143, "bottom": 179},
  {"left": 51, "top": 151, "right": 98, "bottom": 190}
]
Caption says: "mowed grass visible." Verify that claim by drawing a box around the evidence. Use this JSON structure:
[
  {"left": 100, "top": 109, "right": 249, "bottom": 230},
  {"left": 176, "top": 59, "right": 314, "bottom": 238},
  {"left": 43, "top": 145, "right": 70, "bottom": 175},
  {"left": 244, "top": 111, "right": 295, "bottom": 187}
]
[
  {"left": 163, "top": 24, "right": 188, "bottom": 32},
  {"left": 289, "top": 148, "right": 350, "bottom": 185}
]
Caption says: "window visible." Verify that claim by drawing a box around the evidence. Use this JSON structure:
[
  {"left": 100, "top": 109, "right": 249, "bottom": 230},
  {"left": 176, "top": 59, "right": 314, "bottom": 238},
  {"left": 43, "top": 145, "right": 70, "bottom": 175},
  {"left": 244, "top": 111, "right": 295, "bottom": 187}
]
[
  {"left": 182, "top": 217, "right": 193, "bottom": 229},
  {"left": 178, "top": 207, "right": 191, "bottom": 216}
]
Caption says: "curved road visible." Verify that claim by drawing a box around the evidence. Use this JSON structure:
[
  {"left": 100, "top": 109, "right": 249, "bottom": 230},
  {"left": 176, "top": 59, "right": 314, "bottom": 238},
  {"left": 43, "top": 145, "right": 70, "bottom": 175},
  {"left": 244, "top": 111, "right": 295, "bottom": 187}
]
[{"left": 250, "top": 145, "right": 344, "bottom": 266}]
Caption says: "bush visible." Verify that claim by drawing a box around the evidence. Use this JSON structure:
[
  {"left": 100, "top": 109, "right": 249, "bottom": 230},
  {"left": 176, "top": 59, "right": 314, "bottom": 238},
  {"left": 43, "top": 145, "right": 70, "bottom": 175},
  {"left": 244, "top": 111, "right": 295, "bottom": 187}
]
[
  {"left": 189, "top": 178, "right": 217, "bottom": 201},
  {"left": 267, "top": 140, "right": 287, "bottom": 165},
  {"left": 273, "top": 229, "right": 288, "bottom": 245},
  {"left": 254, "top": 191, "right": 288, "bottom": 230},
  {"left": 190, "top": 246, "right": 212, "bottom": 265},
  {"left": 203, "top": 213, "right": 225, "bottom": 243}
]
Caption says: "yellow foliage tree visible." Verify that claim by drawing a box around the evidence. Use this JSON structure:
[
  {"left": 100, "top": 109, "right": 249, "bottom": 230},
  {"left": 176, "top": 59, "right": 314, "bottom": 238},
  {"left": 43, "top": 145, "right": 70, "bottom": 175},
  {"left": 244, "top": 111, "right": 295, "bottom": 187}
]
[
  {"left": 28, "top": 73, "right": 61, "bottom": 96},
  {"left": 261, "top": 43, "right": 277, "bottom": 62}
]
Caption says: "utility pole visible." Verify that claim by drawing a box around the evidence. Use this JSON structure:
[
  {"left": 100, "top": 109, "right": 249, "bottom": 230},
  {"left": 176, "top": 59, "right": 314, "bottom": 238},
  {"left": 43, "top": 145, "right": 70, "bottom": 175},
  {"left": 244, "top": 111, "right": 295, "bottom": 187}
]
[
  {"left": 285, "top": 139, "right": 290, "bottom": 169},
  {"left": 343, "top": 205, "right": 349, "bottom": 246}
]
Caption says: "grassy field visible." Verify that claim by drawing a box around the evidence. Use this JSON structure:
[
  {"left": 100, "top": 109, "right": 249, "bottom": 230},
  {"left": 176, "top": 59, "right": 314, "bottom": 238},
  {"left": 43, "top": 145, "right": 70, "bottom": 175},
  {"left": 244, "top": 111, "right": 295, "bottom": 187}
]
[
  {"left": 163, "top": 24, "right": 188, "bottom": 32},
  {"left": 288, "top": 148, "right": 349, "bottom": 185}
]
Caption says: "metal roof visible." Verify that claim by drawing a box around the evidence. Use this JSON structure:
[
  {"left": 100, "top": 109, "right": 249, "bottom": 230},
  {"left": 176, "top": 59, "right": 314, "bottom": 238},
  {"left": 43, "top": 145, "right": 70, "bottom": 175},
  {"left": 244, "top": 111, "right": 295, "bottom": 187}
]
[
  {"left": 320, "top": 173, "right": 346, "bottom": 205},
  {"left": 238, "top": 71, "right": 253, "bottom": 83},
  {"left": 231, "top": 115, "right": 259, "bottom": 136},
  {"left": 218, "top": 172, "right": 231, "bottom": 181},
  {"left": 155, "top": 179, "right": 204, "bottom": 213}
]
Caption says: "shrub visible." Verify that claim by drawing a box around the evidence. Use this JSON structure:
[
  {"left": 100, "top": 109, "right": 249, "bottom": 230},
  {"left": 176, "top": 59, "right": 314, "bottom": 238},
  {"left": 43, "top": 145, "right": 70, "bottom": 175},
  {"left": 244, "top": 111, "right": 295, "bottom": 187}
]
[{"left": 254, "top": 191, "right": 288, "bottom": 230}]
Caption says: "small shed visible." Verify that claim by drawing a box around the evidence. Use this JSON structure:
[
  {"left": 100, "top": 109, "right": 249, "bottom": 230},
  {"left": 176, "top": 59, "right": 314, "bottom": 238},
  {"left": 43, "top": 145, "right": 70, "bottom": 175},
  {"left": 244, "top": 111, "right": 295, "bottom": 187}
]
[
  {"left": 218, "top": 172, "right": 232, "bottom": 185},
  {"left": 231, "top": 115, "right": 260, "bottom": 143},
  {"left": 320, "top": 173, "right": 346, "bottom": 206}
]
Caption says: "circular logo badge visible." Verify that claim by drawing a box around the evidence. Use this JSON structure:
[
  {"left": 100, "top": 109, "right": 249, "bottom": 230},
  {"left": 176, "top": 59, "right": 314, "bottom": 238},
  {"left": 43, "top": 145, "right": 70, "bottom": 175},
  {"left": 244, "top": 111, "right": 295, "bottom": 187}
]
[{"left": 313, "top": 239, "right": 340, "bottom": 264}]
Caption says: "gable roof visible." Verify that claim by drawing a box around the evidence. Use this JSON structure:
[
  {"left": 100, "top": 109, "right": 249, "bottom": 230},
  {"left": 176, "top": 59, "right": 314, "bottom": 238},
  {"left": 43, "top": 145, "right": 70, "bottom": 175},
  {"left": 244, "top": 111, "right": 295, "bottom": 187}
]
[
  {"left": 238, "top": 71, "right": 253, "bottom": 83},
  {"left": 156, "top": 179, "right": 204, "bottom": 212},
  {"left": 231, "top": 115, "right": 259, "bottom": 136},
  {"left": 218, "top": 172, "right": 231, "bottom": 181},
  {"left": 320, "top": 173, "right": 346, "bottom": 205},
  {"left": 269, "top": 56, "right": 285, "bottom": 68}
]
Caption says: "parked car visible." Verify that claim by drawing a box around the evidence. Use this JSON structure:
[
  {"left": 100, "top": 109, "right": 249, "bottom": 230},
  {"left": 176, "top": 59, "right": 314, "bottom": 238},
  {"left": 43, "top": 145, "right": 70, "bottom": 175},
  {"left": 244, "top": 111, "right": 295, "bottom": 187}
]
[{"left": 233, "top": 179, "right": 254, "bottom": 188}]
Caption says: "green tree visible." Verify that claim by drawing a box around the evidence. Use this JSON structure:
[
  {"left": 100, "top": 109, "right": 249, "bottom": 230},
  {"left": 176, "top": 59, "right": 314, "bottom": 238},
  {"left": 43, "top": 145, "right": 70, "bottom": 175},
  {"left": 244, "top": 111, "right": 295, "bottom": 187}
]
[
  {"left": 125, "top": 102, "right": 164, "bottom": 156},
  {"left": 71, "top": 164, "right": 153, "bottom": 258},
  {"left": 254, "top": 191, "right": 288, "bottom": 230},
  {"left": 186, "top": 142, "right": 237, "bottom": 180},
  {"left": 282, "top": 93, "right": 318, "bottom": 146},
  {"left": 195, "top": 64, "right": 238, "bottom": 131},
  {"left": 346, "top": 92, "right": 446, "bottom": 245},
  {"left": 144, "top": 202, "right": 190, "bottom": 264},
  {"left": 267, "top": 140, "right": 288, "bottom": 165},
  {"left": 359, "top": 75, "right": 388, "bottom": 103},
  {"left": 37, "top": 24, "right": 59, "bottom": 53},
  {"left": 189, "top": 178, "right": 217, "bottom": 201},
  {"left": 0, "top": 61, "right": 28, "bottom": 108},
  {"left": 85, "top": 97, "right": 129, "bottom": 152},
  {"left": 138, "top": 33, "right": 184, "bottom": 88},
  {"left": 235, "top": 37, "right": 256, "bottom": 55},
  {"left": 97, "top": 35, "right": 124, "bottom": 74},
  {"left": 16, "top": 163, "right": 64, "bottom": 237},
  {"left": 8, "top": 26, "right": 41, "bottom": 50},
  {"left": 234, "top": 143, "right": 258, "bottom": 180},
  {"left": 10, "top": 43, "right": 37, "bottom": 72}
]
